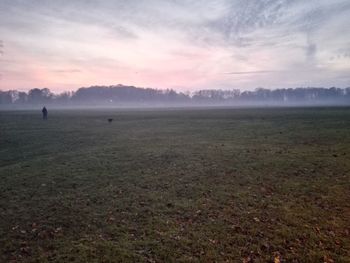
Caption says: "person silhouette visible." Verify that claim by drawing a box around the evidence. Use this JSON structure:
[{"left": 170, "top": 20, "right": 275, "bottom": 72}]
[{"left": 42, "top": 106, "right": 48, "bottom": 120}]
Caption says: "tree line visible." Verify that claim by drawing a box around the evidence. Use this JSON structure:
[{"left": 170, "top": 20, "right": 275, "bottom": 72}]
[{"left": 1, "top": 85, "right": 350, "bottom": 106}]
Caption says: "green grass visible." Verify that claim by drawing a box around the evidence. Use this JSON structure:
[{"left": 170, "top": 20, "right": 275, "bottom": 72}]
[{"left": 0, "top": 107, "right": 349, "bottom": 262}]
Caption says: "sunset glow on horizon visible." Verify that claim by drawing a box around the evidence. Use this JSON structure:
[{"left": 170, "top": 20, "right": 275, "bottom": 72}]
[{"left": 1, "top": 0, "right": 350, "bottom": 93}]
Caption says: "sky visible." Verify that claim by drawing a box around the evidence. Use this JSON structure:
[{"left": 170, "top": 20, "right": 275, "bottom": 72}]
[{"left": 0, "top": 0, "right": 350, "bottom": 93}]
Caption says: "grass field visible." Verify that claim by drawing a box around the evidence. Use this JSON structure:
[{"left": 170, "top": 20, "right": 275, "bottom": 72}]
[{"left": 0, "top": 107, "right": 349, "bottom": 262}]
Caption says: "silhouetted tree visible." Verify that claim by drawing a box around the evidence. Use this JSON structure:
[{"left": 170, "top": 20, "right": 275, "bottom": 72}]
[
  {"left": 27, "top": 88, "right": 53, "bottom": 104},
  {"left": 1, "top": 85, "right": 350, "bottom": 107}
]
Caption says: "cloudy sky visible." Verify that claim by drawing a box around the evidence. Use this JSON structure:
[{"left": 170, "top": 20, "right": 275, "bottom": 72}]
[{"left": 0, "top": 0, "right": 350, "bottom": 92}]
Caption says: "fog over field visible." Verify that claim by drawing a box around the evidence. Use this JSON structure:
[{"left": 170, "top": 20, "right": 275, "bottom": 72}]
[
  {"left": 1, "top": 85, "right": 350, "bottom": 110},
  {"left": 1, "top": 1, "right": 350, "bottom": 262}
]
